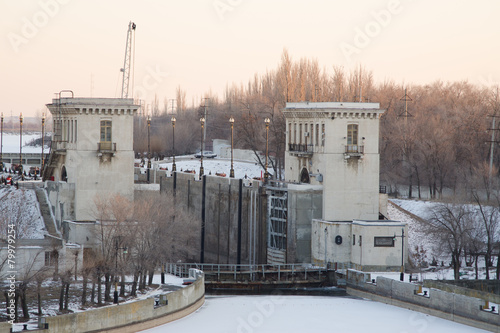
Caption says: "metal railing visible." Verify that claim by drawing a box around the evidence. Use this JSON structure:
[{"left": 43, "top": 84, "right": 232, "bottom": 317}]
[
  {"left": 165, "top": 262, "right": 350, "bottom": 282},
  {"left": 288, "top": 143, "right": 314, "bottom": 153},
  {"left": 98, "top": 142, "right": 116, "bottom": 152},
  {"left": 345, "top": 145, "right": 364, "bottom": 154}
]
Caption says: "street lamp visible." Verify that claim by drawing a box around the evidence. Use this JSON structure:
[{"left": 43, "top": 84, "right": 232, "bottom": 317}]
[
  {"left": 114, "top": 240, "right": 128, "bottom": 304},
  {"left": 147, "top": 114, "right": 151, "bottom": 182},
  {"left": 229, "top": 116, "right": 235, "bottom": 178},
  {"left": 394, "top": 228, "right": 405, "bottom": 281},
  {"left": 171, "top": 117, "right": 176, "bottom": 172},
  {"left": 199, "top": 117, "right": 205, "bottom": 178},
  {"left": 0, "top": 112, "right": 3, "bottom": 171},
  {"left": 41, "top": 112, "right": 45, "bottom": 175},
  {"left": 264, "top": 117, "right": 270, "bottom": 181},
  {"left": 19, "top": 113, "right": 23, "bottom": 174}
]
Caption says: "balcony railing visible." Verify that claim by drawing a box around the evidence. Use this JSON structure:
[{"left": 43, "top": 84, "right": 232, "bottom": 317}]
[
  {"left": 345, "top": 145, "right": 364, "bottom": 155},
  {"left": 288, "top": 143, "right": 314, "bottom": 153},
  {"left": 98, "top": 142, "right": 116, "bottom": 152}
]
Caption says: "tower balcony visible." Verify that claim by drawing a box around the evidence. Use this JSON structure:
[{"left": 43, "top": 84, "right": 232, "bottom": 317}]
[
  {"left": 345, "top": 144, "right": 364, "bottom": 157},
  {"left": 98, "top": 142, "right": 116, "bottom": 157},
  {"left": 288, "top": 143, "right": 313, "bottom": 157}
]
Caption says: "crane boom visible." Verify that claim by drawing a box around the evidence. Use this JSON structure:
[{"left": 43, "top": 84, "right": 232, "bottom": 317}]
[{"left": 121, "top": 21, "right": 136, "bottom": 98}]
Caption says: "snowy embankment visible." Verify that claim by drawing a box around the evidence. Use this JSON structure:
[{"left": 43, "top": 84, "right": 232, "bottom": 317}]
[
  {"left": 0, "top": 186, "right": 45, "bottom": 239},
  {"left": 387, "top": 199, "right": 497, "bottom": 280}
]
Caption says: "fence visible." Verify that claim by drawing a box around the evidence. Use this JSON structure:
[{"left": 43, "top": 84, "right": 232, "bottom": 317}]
[{"left": 166, "top": 262, "right": 351, "bottom": 282}]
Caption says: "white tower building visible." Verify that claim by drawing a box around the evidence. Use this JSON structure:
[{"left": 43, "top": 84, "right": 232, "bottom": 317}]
[
  {"left": 283, "top": 102, "right": 385, "bottom": 221},
  {"left": 44, "top": 97, "right": 139, "bottom": 221}
]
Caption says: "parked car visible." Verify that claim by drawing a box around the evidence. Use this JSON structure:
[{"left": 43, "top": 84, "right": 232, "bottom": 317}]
[{"left": 194, "top": 151, "right": 217, "bottom": 158}]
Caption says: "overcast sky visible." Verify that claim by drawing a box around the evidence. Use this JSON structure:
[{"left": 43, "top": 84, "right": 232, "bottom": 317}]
[{"left": 1, "top": 0, "right": 499, "bottom": 118}]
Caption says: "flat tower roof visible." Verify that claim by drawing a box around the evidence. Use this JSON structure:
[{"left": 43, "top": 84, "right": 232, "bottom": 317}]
[{"left": 285, "top": 102, "right": 380, "bottom": 109}]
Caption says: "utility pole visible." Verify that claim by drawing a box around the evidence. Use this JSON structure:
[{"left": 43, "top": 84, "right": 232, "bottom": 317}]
[
  {"left": 399, "top": 88, "right": 413, "bottom": 198},
  {"left": 394, "top": 229, "right": 405, "bottom": 281},
  {"left": 487, "top": 87, "right": 500, "bottom": 196},
  {"left": 169, "top": 99, "right": 176, "bottom": 114}
]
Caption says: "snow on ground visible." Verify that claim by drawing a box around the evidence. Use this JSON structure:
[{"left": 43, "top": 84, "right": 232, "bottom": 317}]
[
  {"left": 1, "top": 132, "right": 47, "bottom": 154},
  {"left": 387, "top": 199, "right": 497, "bottom": 280},
  {"left": 141, "top": 295, "right": 488, "bottom": 333},
  {"left": 0, "top": 186, "right": 45, "bottom": 239},
  {"left": 154, "top": 156, "right": 270, "bottom": 180}
]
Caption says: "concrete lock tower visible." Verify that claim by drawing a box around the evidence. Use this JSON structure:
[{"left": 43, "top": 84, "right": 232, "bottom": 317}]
[
  {"left": 283, "top": 102, "right": 385, "bottom": 221},
  {"left": 44, "top": 96, "right": 139, "bottom": 222}
]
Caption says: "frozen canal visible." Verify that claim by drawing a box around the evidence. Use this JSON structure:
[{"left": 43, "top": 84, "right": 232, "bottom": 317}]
[{"left": 141, "top": 295, "right": 488, "bottom": 333}]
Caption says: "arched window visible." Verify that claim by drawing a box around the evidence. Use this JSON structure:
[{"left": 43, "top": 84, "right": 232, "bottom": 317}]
[
  {"left": 61, "top": 166, "right": 68, "bottom": 182},
  {"left": 300, "top": 168, "right": 310, "bottom": 183}
]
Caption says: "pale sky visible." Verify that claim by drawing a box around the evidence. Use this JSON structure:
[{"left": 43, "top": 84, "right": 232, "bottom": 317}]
[{"left": 1, "top": 0, "right": 499, "bottom": 117}]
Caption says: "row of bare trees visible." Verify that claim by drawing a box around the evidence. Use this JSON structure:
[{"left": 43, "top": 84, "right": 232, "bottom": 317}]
[
  {"left": 0, "top": 190, "right": 200, "bottom": 321},
  {"left": 87, "top": 191, "right": 200, "bottom": 305}
]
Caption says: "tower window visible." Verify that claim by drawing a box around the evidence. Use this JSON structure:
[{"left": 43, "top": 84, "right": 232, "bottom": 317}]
[
  {"left": 100, "top": 120, "right": 112, "bottom": 150},
  {"left": 100, "top": 120, "right": 112, "bottom": 142}
]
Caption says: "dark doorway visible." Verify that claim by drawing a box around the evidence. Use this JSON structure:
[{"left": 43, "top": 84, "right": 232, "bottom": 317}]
[{"left": 300, "top": 168, "right": 310, "bottom": 183}]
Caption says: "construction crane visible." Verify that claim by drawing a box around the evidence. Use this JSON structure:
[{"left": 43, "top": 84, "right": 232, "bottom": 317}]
[{"left": 120, "top": 21, "right": 136, "bottom": 98}]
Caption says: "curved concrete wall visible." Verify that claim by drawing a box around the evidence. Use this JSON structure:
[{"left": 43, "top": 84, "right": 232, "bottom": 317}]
[
  {"left": 346, "top": 271, "right": 499, "bottom": 332},
  {"left": 37, "top": 276, "right": 204, "bottom": 333}
]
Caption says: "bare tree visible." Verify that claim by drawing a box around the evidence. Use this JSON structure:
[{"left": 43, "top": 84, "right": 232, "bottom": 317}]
[{"left": 428, "top": 200, "right": 474, "bottom": 280}]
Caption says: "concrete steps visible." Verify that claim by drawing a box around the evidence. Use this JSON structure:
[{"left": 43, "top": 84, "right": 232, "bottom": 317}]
[{"left": 35, "top": 187, "right": 59, "bottom": 238}]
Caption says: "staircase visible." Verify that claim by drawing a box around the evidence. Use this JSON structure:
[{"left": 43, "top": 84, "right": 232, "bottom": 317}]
[{"left": 35, "top": 187, "right": 59, "bottom": 238}]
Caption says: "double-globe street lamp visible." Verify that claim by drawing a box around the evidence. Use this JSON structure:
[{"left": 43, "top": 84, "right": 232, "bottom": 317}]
[
  {"left": 171, "top": 117, "right": 176, "bottom": 172},
  {"left": 0, "top": 112, "right": 3, "bottom": 171},
  {"left": 147, "top": 114, "right": 151, "bottom": 182},
  {"left": 41, "top": 112, "right": 46, "bottom": 175},
  {"left": 229, "top": 116, "right": 235, "bottom": 178},
  {"left": 264, "top": 117, "right": 270, "bottom": 181},
  {"left": 19, "top": 113, "right": 23, "bottom": 174},
  {"left": 199, "top": 117, "right": 205, "bottom": 178}
]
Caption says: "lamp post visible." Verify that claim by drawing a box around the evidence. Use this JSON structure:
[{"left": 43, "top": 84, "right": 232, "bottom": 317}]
[
  {"left": 264, "top": 117, "right": 270, "bottom": 181},
  {"left": 19, "top": 113, "right": 23, "bottom": 174},
  {"left": 229, "top": 116, "right": 234, "bottom": 178},
  {"left": 171, "top": 117, "right": 176, "bottom": 172},
  {"left": 0, "top": 112, "right": 3, "bottom": 171},
  {"left": 394, "top": 228, "right": 405, "bottom": 281},
  {"left": 41, "top": 112, "right": 45, "bottom": 174},
  {"left": 147, "top": 114, "right": 151, "bottom": 182},
  {"left": 199, "top": 117, "right": 205, "bottom": 178},
  {"left": 114, "top": 240, "right": 128, "bottom": 304}
]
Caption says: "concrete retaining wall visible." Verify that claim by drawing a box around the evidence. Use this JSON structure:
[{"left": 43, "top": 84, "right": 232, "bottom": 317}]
[
  {"left": 347, "top": 270, "right": 499, "bottom": 332},
  {"left": 424, "top": 280, "right": 500, "bottom": 303},
  {"left": 39, "top": 275, "right": 205, "bottom": 333},
  {"left": 160, "top": 172, "right": 268, "bottom": 264}
]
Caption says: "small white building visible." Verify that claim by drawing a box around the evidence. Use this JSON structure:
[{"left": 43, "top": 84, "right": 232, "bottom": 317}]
[{"left": 282, "top": 102, "right": 407, "bottom": 271}]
